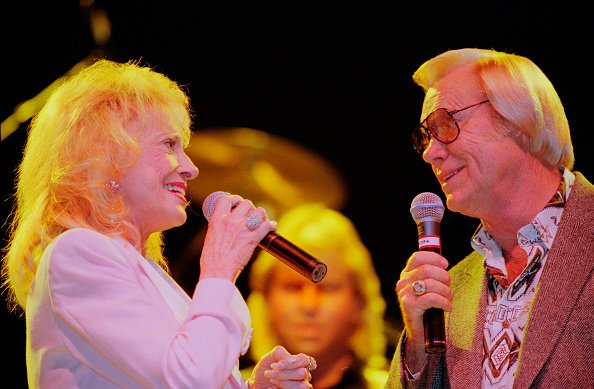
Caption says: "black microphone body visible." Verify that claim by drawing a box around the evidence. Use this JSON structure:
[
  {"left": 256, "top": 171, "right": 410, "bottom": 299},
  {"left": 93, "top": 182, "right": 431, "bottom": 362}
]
[
  {"left": 202, "top": 191, "right": 327, "bottom": 283},
  {"left": 411, "top": 192, "right": 446, "bottom": 354},
  {"left": 259, "top": 232, "right": 327, "bottom": 283}
]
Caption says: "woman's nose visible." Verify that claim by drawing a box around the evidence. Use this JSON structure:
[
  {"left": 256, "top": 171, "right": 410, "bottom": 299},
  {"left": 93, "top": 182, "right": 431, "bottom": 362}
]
[
  {"left": 180, "top": 152, "right": 199, "bottom": 180},
  {"left": 299, "top": 286, "right": 321, "bottom": 309}
]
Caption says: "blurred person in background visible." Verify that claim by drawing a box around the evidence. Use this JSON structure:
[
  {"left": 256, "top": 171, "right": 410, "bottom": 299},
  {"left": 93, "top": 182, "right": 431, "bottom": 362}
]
[{"left": 242, "top": 203, "right": 391, "bottom": 388}]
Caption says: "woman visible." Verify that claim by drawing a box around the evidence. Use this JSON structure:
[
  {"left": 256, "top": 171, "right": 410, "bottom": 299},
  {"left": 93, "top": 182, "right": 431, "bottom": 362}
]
[
  {"left": 2, "top": 59, "right": 314, "bottom": 388},
  {"left": 244, "top": 203, "right": 390, "bottom": 388}
]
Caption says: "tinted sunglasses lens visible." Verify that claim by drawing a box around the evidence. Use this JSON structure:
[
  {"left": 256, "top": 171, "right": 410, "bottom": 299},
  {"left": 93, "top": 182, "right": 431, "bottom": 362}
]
[
  {"left": 426, "top": 109, "right": 458, "bottom": 143},
  {"left": 412, "top": 126, "right": 429, "bottom": 154}
]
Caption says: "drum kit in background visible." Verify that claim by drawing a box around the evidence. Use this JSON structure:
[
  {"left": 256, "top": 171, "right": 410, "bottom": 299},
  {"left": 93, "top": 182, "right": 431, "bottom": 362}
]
[
  {"left": 170, "top": 126, "right": 347, "bottom": 288},
  {"left": 185, "top": 126, "right": 347, "bottom": 220}
]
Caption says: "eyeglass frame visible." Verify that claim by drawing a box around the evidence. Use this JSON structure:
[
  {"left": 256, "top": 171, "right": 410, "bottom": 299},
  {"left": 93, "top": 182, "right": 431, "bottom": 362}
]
[{"left": 412, "top": 99, "right": 490, "bottom": 156}]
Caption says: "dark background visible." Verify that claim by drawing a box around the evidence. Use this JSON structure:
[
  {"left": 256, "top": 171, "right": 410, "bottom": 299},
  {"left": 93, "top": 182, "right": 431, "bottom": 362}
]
[{"left": 2, "top": 1, "right": 592, "bottom": 386}]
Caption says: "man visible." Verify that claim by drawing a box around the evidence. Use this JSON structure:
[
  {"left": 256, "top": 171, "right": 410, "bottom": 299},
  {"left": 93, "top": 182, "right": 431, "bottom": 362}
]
[{"left": 386, "top": 48, "right": 594, "bottom": 388}]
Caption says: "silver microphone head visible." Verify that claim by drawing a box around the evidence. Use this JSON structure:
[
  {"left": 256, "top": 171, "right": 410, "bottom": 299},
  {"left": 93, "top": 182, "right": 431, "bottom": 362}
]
[
  {"left": 410, "top": 192, "right": 445, "bottom": 223},
  {"left": 202, "top": 191, "right": 228, "bottom": 221}
]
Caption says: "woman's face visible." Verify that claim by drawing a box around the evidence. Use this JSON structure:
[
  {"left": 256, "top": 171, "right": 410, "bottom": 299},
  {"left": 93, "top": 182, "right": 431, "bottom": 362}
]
[
  {"left": 265, "top": 252, "right": 362, "bottom": 359},
  {"left": 118, "top": 111, "right": 198, "bottom": 241}
]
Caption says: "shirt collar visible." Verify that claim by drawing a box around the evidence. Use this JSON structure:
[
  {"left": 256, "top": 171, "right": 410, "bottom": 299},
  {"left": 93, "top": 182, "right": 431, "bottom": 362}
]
[{"left": 471, "top": 167, "right": 575, "bottom": 255}]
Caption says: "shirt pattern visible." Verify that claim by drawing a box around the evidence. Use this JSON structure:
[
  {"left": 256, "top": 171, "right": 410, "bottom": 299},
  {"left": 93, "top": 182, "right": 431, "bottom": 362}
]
[{"left": 470, "top": 168, "right": 574, "bottom": 388}]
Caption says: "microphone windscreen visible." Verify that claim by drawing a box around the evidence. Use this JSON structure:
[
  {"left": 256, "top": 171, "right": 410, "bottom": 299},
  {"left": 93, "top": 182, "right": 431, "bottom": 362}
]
[
  {"left": 410, "top": 192, "right": 445, "bottom": 223},
  {"left": 202, "top": 191, "right": 228, "bottom": 221}
]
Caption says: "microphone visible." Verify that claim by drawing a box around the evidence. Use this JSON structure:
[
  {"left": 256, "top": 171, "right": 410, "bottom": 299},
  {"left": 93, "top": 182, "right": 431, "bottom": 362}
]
[
  {"left": 410, "top": 192, "right": 446, "bottom": 354},
  {"left": 202, "top": 191, "right": 327, "bottom": 283}
]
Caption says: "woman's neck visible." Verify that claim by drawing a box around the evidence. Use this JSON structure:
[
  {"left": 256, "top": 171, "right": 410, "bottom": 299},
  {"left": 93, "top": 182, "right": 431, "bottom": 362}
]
[{"left": 311, "top": 352, "right": 355, "bottom": 389}]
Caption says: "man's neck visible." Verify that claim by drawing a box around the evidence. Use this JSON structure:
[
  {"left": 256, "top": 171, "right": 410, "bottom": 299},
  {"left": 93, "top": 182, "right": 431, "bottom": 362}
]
[{"left": 482, "top": 165, "right": 561, "bottom": 254}]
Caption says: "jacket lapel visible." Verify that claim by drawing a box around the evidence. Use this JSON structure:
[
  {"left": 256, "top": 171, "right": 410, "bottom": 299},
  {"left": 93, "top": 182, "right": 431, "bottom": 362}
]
[
  {"left": 513, "top": 173, "right": 594, "bottom": 388},
  {"left": 137, "top": 257, "right": 191, "bottom": 324},
  {"left": 447, "top": 252, "right": 486, "bottom": 388}
]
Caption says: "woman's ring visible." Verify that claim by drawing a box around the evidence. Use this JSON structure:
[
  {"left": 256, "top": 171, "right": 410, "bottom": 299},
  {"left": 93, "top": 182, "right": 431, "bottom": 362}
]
[
  {"left": 307, "top": 356, "right": 317, "bottom": 371},
  {"left": 246, "top": 214, "right": 263, "bottom": 231},
  {"left": 412, "top": 280, "right": 427, "bottom": 296}
]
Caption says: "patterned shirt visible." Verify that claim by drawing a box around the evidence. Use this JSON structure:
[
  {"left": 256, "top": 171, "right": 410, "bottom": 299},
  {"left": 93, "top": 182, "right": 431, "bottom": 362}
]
[{"left": 470, "top": 168, "right": 574, "bottom": 388}]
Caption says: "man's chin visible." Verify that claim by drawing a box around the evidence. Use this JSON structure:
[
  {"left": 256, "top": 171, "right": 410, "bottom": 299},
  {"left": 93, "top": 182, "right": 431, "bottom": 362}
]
[{"left": 444, "top": 193, "right": 461, "bottom": 213}]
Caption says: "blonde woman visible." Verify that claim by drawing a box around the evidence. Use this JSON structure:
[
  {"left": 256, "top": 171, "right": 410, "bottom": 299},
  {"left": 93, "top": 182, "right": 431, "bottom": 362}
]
[
  {"left": 2, "top": 59, "right": 314, "bottom": 389},
  {"left": 244, "top": 203, "right": 389, "bottom": 388}
]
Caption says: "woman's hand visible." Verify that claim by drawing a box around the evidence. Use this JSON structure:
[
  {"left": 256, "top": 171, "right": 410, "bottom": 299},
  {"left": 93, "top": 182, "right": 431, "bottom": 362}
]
[
  {"left": 249, "top": 345, "right": 314, "bottom": 389},
  {"left": 199, "top": 192, "right": 277, "bottom": 282}
]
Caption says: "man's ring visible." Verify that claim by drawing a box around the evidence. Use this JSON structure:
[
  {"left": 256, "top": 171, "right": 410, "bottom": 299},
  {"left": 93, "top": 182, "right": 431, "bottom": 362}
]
[
  {"left": 246, "top": 214, "right": 263, "bottom": 231},
  {"left": 307, "top": 356, "right": 317, "bottom": 372},
  {"left": 412, "top": 280, "right": 427, "bottom": 296}
]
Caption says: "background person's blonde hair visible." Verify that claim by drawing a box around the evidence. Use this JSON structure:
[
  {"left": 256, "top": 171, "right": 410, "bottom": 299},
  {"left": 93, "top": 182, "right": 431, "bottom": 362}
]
[
  {"left": 246, "top": 203, "right": 388, "bottom": 370},
  {"left": 413, "top": 48, "right": 573, "bottom": 170},
  {"left": 2, "top": 59, "right": 193, "bottom": 311}
]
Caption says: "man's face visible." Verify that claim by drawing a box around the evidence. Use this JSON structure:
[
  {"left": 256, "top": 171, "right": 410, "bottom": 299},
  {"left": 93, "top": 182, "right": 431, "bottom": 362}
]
[{"left": 420, "top": 65, "right": 529, "bottom": 219}]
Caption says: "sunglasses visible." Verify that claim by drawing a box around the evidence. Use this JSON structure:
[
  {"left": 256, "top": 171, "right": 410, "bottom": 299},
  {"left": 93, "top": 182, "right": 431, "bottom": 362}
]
[{"left": 412, "top": 100, "right": 489, "bottom": 156}]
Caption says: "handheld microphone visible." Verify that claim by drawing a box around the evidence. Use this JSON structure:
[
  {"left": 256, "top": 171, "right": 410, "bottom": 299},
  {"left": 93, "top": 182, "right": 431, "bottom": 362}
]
[
  {"left": 410, "top": 192, "right": 446, "bottom": 353},
  {"left": 202, "top": 191, "right": 327, "bottom": 283}
]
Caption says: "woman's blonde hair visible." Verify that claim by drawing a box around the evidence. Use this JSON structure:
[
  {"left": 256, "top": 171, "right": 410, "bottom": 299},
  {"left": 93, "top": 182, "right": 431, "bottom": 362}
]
[
  {"left": 246, "top": 203, "right": 388, "bottom": 370},
  {"left": 413, "top": 48, "right": 573, "bottom": 170},
  {"left": 2, "top": 59, "right": 193, "bottom": 311}
]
